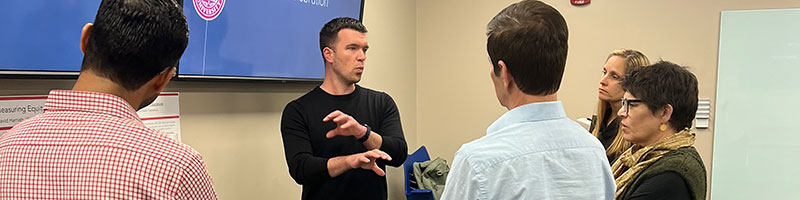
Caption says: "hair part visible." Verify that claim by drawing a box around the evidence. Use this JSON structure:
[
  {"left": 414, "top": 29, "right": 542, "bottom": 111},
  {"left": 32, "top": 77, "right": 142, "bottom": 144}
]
[
  {"left": 319, "top": 17, "right": 367, "bottom": 53},
  {"left": 82, "top": 0, "right": 188, "bottom": 91},
  {"left": 486, "top": 0, "right": 568, "bottom": 96},
  {"left": 608, "top": 49, "right": 650, "bottom": 74},
  {"left": 621, "top": 60, "right": 699, "bottom": 130}
]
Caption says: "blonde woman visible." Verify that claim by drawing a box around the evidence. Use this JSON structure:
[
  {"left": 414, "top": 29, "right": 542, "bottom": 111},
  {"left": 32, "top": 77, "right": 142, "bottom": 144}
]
[{"left": 591, "top": 49, "right": 650, "bottom": 164}]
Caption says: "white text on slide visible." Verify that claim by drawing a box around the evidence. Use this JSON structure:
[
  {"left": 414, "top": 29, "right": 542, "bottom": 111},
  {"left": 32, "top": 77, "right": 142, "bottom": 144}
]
[{"left": 296, "top": 0, "right": 330, "bottom": 8}]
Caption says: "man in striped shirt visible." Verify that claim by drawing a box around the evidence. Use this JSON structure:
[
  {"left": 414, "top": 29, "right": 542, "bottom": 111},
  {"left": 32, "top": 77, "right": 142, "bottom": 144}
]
[{"left": 0, "top": 0, "right": 217, "bottom": 199}]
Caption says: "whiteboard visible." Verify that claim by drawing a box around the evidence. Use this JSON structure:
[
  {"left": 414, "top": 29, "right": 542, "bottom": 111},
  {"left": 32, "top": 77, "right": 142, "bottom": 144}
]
[{"left": 712, "top": 8, "right": 800, "bottom": 200}]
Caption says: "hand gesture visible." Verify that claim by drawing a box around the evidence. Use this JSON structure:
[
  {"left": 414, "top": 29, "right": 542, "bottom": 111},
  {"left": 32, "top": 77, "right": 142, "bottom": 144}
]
[
  {"left": 347, "top": 149, "right": 392, "bottom": 176},
  {"left": 323, "top": 110, "right": 368, "bottom": 139}
]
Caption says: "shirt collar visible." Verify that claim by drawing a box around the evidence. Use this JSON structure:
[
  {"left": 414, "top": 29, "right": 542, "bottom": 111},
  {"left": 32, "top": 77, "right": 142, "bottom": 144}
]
[
  {"left": 44, "top": 90, "right": 140, "bottom": 120},
  {"left": 487, "top": 101, "right": 568, "bottom": 134},
  {"left": 600, "top": 117, "right": 621, "bottom": 137}
]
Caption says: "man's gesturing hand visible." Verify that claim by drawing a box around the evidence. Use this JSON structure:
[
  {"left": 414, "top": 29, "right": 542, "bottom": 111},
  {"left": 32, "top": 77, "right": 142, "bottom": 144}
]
[
  {"left": 347, "top": 149, "right": 392, "bottom": 176},
  {"left": 323, "top": 110, "right": 368, "bottom": 139}
]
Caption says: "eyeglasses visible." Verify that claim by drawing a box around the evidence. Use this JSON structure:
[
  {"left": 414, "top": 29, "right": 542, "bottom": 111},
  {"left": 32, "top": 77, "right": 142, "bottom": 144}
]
[{"left": 620, "top": 98, "right": 643, "bottom": 115}]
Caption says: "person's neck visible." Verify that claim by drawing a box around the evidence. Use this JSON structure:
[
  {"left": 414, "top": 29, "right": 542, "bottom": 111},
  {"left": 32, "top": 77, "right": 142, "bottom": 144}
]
[
  {"left": 639, "top": 129, "right": 677, "bottom": 147},
  {"left": 607, "top": 101, "right": 622, "bottom": 124},
  {"left": 72, "top": 69, "right": 143, "bottom": 109},
  {"left": 504, "top": 90, "right": 558, "bottom": 110},
  {"left": 320, "top": 75, "right": 356, "bottom": 95}
]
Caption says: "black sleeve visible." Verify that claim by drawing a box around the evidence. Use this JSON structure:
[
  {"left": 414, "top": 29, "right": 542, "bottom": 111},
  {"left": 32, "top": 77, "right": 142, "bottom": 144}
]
[
  {"left": 375, "top": 94, "right": 408, "bottom": 167},
  {"left": 627, "top": 171, "right": 692, "bottom": 200},
  {"left": 281, "top": 101, "right": 330, "bottom": 185}
]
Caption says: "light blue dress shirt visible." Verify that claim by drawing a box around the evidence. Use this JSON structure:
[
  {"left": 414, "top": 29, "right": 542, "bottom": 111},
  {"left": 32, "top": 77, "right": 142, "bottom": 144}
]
[{"left": 441, "top": 101, "right": 615, "bottom": 200}]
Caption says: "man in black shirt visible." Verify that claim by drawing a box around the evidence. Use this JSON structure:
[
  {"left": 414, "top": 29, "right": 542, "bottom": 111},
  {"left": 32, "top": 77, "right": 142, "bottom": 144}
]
[{"left": 280, "top": 17, "right": 408, "bottom": 200}]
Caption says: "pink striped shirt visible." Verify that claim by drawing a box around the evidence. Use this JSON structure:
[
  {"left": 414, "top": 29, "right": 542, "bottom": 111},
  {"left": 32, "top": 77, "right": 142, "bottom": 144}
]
[{"left": 0, "top": 90, "right": 217, "bottom": 199}]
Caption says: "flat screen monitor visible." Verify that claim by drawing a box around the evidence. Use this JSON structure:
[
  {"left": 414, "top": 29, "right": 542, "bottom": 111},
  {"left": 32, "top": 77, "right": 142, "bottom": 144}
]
[
  {"left": 0, "top": 1, "right": 100, "bottom": 76},
  {"left": 178, "top": 0, "right": 364, "bottom": 81},
  {"left": 0, "top": 0, "right": 364, "bottom": 81}
]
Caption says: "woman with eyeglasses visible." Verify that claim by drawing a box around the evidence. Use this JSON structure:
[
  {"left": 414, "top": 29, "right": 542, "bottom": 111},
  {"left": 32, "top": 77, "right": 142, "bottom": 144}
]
[
  {"left": 611, "top": 61, "right": 706, "bottom": 200},
  {"left": 591, "top": 49, "right": 650, "bottom": 165}
]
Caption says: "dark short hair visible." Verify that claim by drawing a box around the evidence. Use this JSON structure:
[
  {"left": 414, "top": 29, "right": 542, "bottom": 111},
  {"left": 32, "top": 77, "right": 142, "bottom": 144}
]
[
  {"left": 319, "top": 17, "right": 367, "bottom": 52},
  {"left": 81, "top": 0, "right": 188, "bottom": 90},
  {"left": 621, "top": 61, "right": 699, "bottom": 130},
  {"left": 486, "top": 0, "right": 569, "bottom": 95}
]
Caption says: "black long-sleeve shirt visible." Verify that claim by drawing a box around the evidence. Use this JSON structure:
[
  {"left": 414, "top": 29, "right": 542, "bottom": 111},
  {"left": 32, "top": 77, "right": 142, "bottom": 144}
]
[
  {"left": 280, "top": 85, "right": 408, "bottom": 200},
  {"left": 626, "top": 172, "right": 692, "bottom": 200}
]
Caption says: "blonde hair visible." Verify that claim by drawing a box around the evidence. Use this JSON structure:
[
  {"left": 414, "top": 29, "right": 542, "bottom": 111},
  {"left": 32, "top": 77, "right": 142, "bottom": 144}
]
[{"left": 592, "top": 49, "right": 650, "bottom": 158}]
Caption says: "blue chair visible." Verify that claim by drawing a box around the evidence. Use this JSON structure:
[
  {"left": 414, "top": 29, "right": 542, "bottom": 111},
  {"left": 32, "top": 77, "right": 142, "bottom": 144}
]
[{"left": 404, "top": 146, "right": 436, "bottom": 200}]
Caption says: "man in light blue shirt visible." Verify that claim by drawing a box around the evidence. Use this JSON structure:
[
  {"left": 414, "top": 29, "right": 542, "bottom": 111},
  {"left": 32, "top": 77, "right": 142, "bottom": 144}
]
[{"left": 440, "top": 1, "right": 615, "bottom": 199}]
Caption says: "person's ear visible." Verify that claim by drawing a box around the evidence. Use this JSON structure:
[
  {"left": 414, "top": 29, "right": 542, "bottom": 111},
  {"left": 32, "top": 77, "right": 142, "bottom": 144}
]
[
  {"left": 151, "top": 67, "right": 176, "bottom": 93},
  {"left": 323, "top": 47, "right": 335, "bottom": 63},
  {"left": 498, "top": 60, "right": 514, "bottom": 89},
  {"left": 658, "top": 104, "right": 674, "bottom": 123},
  {"left": 80, "top": 23, "right": 93, "bottom": 54}
]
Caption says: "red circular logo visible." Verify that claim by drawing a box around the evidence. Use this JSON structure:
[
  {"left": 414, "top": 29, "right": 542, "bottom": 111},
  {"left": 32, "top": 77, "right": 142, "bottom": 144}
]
[{"left": 193, "top": 0, "right": 225, "bottom": 21}]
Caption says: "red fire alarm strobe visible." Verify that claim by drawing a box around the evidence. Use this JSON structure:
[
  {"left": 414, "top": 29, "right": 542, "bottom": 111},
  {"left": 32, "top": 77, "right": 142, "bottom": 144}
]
[{"left": 571, "top": 0, "right": 590, "bottom": 5}]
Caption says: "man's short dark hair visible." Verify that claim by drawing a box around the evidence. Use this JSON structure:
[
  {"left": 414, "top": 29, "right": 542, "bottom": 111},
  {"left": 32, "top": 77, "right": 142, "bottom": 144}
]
[
  {"left": 621, "top": 61, "right": 699, "bottom": 130},
  {"left": 319, "top": 17, "right": 367, "bottom": 52},
  {"left": 81, "top": 0, "right": 189, "bottom": 90},
  {"left": 486, "top": 0, "right": 569, "bottom": 95}
]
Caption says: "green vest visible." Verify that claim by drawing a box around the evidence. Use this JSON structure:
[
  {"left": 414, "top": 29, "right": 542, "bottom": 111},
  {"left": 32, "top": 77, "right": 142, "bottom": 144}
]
[{"left": 621, "top": 147, "right": 707, "bottom": 200}]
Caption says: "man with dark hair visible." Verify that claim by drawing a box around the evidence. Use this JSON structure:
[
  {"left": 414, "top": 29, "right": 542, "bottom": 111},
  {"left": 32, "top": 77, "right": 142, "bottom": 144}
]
[
  {"left": 281, "top": 17, "right": 408, "bottom": 200},
  {"left": 440, "top": 1, "right": 615, "bottom": 199},
  {"left": 0, "top": 0, "right": 217, "bottom": 199}
]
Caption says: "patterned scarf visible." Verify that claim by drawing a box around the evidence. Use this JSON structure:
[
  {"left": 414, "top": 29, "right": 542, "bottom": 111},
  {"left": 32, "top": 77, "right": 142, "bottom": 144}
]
[{"left": 611, "top": 130, "right": 696, "bottom": 199}]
